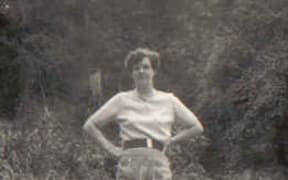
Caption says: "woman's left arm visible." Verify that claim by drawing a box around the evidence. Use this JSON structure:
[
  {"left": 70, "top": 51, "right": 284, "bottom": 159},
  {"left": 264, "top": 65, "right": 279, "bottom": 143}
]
[{"left": 170, "top": 94, "right": 204, "bottom": 144}]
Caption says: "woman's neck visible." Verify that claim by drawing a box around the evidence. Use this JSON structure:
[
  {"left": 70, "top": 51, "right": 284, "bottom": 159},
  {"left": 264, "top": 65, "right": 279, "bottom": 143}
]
[{"left": 135, "top": 83, "right": 155, "bottom": 96}]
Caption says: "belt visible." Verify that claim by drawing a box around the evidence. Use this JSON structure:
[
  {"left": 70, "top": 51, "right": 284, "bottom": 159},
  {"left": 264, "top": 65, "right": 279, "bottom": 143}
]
[{"left": 123, "top": 138, "right": 164, "bottom": 151}]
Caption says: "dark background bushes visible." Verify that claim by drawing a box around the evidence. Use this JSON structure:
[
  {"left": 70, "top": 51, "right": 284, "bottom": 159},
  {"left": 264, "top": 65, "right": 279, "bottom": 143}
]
[{"left": 1, "top": 0, "right": 288, "bottom": 179}]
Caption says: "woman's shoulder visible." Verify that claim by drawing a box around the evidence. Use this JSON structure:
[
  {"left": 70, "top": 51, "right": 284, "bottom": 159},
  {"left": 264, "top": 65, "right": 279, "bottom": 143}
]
[
  {"left": 155, "top": 89, "right": 173, "bottom": 95},
  {"left": 114, "top": 90, "right": 135, "bottom": 98},
  {"left": 155, "top": 90, "right": 184, "bottom": 103},
  {"left": 154, "top": 89, "right": 175, "bottom": 99}
]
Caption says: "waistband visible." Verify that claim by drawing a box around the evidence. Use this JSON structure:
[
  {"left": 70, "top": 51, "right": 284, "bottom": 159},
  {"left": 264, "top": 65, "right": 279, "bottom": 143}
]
[{"left": 123, "top": 138, "right": 164, "bottom": 151}]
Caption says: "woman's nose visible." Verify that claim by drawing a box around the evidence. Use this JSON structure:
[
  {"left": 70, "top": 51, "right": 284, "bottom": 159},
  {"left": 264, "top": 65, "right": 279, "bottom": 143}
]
[{"left": 139, "top": 68, "right": 144, "bottom": 73}]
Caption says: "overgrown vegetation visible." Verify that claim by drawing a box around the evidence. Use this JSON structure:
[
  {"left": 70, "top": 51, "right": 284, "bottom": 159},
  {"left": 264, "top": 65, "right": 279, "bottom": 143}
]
[{"left": 1, "top": 0, "right": 288, "bottom": 179}]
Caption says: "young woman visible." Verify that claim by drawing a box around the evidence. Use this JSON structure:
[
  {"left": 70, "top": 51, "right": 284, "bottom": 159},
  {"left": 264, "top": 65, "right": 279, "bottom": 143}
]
[{"left": 83, "top": 48, "right": 204, "bottom": 180}]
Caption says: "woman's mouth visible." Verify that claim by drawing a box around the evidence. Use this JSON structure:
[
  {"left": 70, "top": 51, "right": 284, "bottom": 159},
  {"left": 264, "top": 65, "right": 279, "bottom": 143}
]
[{"left": 138, "top": 74, "right": 146, "bottom": 79}]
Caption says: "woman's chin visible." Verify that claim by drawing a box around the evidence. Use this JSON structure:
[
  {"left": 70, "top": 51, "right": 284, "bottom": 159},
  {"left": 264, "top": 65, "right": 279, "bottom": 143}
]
[{"left": 139, "top": 80, "right": 151, "bottom": 85}]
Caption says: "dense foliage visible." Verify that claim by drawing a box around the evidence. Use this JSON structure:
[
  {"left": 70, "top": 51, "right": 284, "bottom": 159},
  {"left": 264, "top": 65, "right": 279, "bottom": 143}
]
[{"left": 1, "top": 0, "right": 288, "bottom": 179}]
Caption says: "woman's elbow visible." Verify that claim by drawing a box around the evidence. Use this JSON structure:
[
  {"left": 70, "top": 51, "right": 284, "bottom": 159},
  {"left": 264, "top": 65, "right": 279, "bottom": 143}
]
[
  {"left": 83, "top": 120, "right": 94, "bottom": 132},
  {"left": 198, "top": 123, "right": 204, "bottom": 134},
  {"left": 193, "top": 122, "right": 204, "bottom": 134}
]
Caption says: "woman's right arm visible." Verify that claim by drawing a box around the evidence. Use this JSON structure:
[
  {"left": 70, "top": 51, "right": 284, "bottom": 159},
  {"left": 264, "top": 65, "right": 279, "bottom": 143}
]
[{"left": 83, "top": 93, "right": 123, "bottom": 157}]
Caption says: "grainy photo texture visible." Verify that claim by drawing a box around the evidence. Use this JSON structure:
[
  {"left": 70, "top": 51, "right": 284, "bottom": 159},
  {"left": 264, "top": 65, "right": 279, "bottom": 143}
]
[{"left": 1, "top": 0, "right": 288, "bottom": 179}]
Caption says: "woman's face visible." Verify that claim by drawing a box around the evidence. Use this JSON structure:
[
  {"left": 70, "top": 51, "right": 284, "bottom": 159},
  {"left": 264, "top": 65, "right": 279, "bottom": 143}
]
[{"left": 131, "top": 57, "right": 155, "bottom": 85}]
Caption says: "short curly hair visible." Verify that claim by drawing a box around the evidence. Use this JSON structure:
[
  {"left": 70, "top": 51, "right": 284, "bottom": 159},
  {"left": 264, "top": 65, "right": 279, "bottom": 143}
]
[{"left": 124, "top": 48, "right": 160, "bottom": 72}]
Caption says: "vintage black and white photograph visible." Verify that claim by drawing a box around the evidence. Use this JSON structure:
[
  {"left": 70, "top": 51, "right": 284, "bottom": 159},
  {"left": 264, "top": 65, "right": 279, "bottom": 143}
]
[{"left": 1, "top": 0, "right": 288, "bottom": 179}]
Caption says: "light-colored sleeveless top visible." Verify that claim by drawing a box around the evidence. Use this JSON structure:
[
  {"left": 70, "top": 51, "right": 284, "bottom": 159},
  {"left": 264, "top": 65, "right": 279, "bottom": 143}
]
[{"left": 90, "top": 90, "right": 199, "bottom": 142}]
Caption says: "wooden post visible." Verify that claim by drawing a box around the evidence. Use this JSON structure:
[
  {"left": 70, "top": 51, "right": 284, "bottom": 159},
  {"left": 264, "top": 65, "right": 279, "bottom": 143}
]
[{"left": 89, "top": 69, "right": 103, "bottom": 106}]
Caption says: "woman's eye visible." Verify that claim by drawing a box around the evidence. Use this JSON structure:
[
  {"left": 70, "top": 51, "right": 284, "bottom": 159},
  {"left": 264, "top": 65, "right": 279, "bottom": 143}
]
[
  {"left": 132, "top": 64, "right": 151, "bottom": 71},
  {"left": 143, "top": 65, "right": 150, "bottom": 69}
]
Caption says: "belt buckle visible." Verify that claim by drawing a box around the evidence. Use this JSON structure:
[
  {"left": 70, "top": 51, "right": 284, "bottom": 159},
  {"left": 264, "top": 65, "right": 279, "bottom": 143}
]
[{"left": 146, "top": 139, "right": 153, "bottom": 148}]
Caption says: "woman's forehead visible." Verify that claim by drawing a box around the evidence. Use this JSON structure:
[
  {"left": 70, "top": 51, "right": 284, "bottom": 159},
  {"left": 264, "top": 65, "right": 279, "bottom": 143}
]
[
  {"left": 134, "top": 57, "right": 151, "bottom": 66},
  {"left": 141, "top": 57, "right": 152, "bottom": 64}
]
